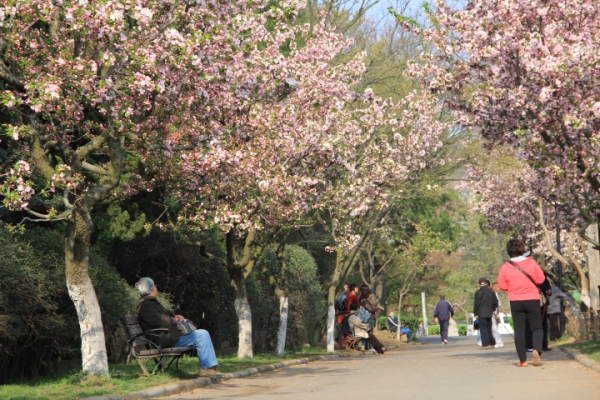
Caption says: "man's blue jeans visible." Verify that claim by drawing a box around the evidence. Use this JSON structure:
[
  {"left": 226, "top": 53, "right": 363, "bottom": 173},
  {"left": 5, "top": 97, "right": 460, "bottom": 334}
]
[
  {"left": 401, "top": 328, "right": 412, "bottom": 340},
  {"left": 173, "top": 329, "right": 218, "bottom": 370}
]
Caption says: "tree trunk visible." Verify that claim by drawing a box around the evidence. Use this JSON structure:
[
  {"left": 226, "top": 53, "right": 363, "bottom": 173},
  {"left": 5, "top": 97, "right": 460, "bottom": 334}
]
[
  {"left": 65, "top": 201, "right": 109, "bottom": 377},
  {"left": 231, "top": 271, "right": 253, "bottom": 359},
  {"left": 586, "top": 224, "right": 600, "bottom": 312},
  {"left": 326, "top": 281, "right": 337, "bottom": 352},
  {"left": 396, "top": 293, "right": 403, "bottom": 341},
  {"left": 275, "top": 296, "right": 289, "bottom": 356}
]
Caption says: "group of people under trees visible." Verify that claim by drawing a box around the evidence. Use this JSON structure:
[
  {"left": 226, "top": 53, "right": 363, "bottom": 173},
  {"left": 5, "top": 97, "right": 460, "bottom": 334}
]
[
  {"left": 431, "top": 239, "right": 570, "bottom": 369},
  {"left": 132, "top": 238, "right": 568, "bottom": 373},
  {"left": 496, "top": 239, "right": 571, "bottom": 367},
  {"left": 335, "top": 283, "right": 387, "bottom": 354}
]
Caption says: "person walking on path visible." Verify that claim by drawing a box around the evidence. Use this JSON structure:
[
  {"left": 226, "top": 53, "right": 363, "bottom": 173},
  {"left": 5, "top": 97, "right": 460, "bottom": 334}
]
[
  {"left": 433, "top": 295, "right": 454, "bottom": 344},
  {"left": 547, "top": 284, "right": 569, "bottom": 341},
  {"left": 474, "top": 277, "right": 498, "bottom": 350},
  {"left": 491, "top": 282, "right": 504, "bottom": 348},
  {"left": 498, "top": 239, "right": 546, "bottom": 367}
]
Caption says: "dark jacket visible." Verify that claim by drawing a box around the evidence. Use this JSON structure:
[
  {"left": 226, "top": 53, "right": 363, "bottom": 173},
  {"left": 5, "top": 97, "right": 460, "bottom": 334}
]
[
  {"left": 547, "top": 286, "right": 568, "bottom": 314},
  {"left": 434, "top": 300, "right": 454, "bottom": 321},
  {"left": 474, "top": 286, "right": 498, "bottom": 318},
  {"left": 136, "top": 296, "right": 180, "bottom": 348}
]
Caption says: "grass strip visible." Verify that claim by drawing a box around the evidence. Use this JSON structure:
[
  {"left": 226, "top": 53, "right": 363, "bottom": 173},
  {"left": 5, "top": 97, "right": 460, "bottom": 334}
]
[
  {"left": 0, "top": 347, "right": 332, "bottom": 400},
  {"left": 557, "top": 337, "right": 600, "bottom": 363}
]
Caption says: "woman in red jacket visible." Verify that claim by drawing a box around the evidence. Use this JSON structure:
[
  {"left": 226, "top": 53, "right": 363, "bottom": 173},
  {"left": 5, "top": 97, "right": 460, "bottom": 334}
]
[{"left": 498, "top": 239, "right": 545, "bottom": 367}]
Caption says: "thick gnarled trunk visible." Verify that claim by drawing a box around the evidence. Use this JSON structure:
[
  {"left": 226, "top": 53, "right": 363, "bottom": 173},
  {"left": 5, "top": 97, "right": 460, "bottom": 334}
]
[
  {"left": 232, "top": 271, "right": 253, "bottom": 359},
  {"left": 65, "top": 201, "right": 109, "bottom": 377},
  {"left": 275, "top": 296, "right": 289, "bottom": 357}
]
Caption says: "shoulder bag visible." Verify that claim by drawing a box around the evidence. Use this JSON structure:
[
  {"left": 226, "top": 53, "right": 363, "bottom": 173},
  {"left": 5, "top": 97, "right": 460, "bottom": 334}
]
[
  {"left": 176, "top": 319, "right": 197, "bottom": 335},
  {"left": 508, "top": 261, "right": 546, "bottom": 306}
]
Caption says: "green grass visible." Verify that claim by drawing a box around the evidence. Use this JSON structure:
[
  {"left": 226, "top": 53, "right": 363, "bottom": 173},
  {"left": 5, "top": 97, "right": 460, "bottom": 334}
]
[
  {"left": 556, "top": 337, "right": 600, "bottom": 363},
  {"left": 0, "top": 347, "right": 330, "bottom": 400}
]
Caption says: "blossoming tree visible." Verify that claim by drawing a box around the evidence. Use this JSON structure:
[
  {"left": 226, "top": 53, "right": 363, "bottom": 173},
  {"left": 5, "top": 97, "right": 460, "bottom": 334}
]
[
  {"left": 159, "top": 4, "right": 449, "bottom": 355},
  {"left": 392, "top": 0, "right": 600, "bottom": 227},
  {"left": 0, "top": 0, "right": 306, "bottom": 375}
]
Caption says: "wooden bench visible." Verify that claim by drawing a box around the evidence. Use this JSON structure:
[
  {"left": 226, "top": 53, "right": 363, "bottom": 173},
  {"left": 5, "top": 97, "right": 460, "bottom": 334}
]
[{"left": 121, "top": 315, "right": 194, "bottom": 374}]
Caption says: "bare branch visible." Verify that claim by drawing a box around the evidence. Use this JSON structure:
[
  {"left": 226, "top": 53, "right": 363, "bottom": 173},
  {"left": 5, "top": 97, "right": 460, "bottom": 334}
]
[
  {"left": 81, "top": 161, "right": 110, "bottom": 175},
  {"left": 0, "top": 60, "right": 26, "bottom": 92},
  {"left": 538, "top": 197, "right": 570, "bottom": 266},
  {"left": 75, "top": 134, "right": 108, "bottom": 160},
  {"left": 20, "top": 206, "right": 71, "bottom": 223},
  {"left": 578, "top": 222, "right": 600, "bottom": 249}
]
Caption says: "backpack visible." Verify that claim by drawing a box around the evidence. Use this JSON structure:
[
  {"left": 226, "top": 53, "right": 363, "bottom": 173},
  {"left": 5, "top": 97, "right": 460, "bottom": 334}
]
[
  {"left": 358, "top": 306, "right": 371, "bottom": 323},
  {"left": 335, "top": 293, "right": 348, "bottom": 312}
]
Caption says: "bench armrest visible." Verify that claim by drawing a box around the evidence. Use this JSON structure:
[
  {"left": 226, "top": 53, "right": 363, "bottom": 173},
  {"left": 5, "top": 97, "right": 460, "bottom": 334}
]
[
  {"left": 129, "top": 328, "right": 169, "bottom": 350},
  {"left": 130, "top": 328, "right": 168, "bottom": 340}
]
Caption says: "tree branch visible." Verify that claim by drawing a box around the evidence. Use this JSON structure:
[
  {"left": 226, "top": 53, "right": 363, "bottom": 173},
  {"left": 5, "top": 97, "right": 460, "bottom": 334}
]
[
  {"left": 538, "top": 197, "right": 570, "bottom": 266},
  {"left": 81, "top": 161, "right": 110, "bottom": 175},
  {"left": 0, "top": 60, "right": 26, "bottom": 92}
]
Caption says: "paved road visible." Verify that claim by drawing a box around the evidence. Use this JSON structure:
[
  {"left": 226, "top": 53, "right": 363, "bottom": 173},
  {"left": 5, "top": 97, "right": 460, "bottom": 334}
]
[{"left": 158, "top": 335, "right": 600, "bottom": 400}]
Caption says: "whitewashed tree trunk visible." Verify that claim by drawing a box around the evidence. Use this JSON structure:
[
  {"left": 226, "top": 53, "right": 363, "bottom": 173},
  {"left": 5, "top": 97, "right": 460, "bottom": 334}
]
[
  {"left": 231, "top": 271, "right": 253, "bottom": 359},
  {"left": 396, "top": 293, "right": 403, "bottom": 341},
  {"left": 326, "top": 304, "right": 335, "bottom": 353},
  {"left": 586, "top": 224, "right": 600, "bottom": 311},
  {"left": 275, "top": 296, "right": 289, "bottom": 356},
  {"left": 65, "top": 201, "right": 109, "bottom": 377}
]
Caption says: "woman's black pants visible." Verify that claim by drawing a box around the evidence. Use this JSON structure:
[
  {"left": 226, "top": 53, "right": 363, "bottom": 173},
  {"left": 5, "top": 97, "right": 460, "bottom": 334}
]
[{"left": 510, "top": 300, "right": 543, "bottom": 362}]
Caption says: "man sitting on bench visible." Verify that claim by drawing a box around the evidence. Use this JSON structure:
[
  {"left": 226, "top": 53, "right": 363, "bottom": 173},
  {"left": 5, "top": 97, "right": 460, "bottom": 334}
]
[
  {"left": 388, "top": 311, "right": 412, "bottom": 341},
  {"left": 134, "top": 277, "right": 221, "bottom": 377}
]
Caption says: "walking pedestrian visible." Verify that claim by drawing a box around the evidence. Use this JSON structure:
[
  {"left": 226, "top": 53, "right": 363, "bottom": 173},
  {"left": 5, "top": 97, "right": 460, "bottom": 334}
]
[
  {"left": 498, "top": 239, "right": 545, "bottom": 367},
  {"left": 474, "top": 277, "right": 498, "bottom": 350},
  {"left": 433, "top": 295, "right": 454, "bottom": 344},
  {"left": 547, "top": 284, "right": 569, "bottom": 341},
  {"left": 491, "top": 282, "right": 504, "bottom": 348}
]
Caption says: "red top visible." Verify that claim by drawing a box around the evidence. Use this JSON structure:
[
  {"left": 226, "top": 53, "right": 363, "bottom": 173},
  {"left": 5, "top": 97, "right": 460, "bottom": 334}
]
[
  {"left": 497, "top": 257, "right": 545, "bottom": 301},
  {"left": 346, "top": 292, "right": 360, "bottom": 311}
]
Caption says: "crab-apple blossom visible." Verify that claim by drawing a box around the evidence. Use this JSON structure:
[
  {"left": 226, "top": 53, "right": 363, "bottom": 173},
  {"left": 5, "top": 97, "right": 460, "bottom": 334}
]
[
  {"left": 393, "top": 0, "right": 600, "bottom": 224},
  {"left": 0, "top": 0, "right": 326, "bottom": 374}
]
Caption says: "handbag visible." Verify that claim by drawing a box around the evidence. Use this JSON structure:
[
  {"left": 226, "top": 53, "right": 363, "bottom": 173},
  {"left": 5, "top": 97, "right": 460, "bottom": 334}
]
[
  {"left": 358, "top": 306, "right": 371, "bottom": 323},
  {"left": 508, "top": 261, "right": 546, "bottom": 306},
  {"left": 176, "top": 319, "right": 197, "bottom": 335}
]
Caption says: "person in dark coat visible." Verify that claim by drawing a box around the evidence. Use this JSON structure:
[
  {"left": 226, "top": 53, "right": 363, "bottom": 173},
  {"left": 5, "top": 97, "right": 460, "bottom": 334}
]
[
  {"left": 434, "top": 295, "right": 454, "bottom": 344},
  {"left": 135, "top": 277, "right": 221, "bottom": 377},
  {"left": 474, "top": 277, "right": 498, "bottom": 349},
  {"left": 547, "top": 284, "right": 569, "bottom": 341}
]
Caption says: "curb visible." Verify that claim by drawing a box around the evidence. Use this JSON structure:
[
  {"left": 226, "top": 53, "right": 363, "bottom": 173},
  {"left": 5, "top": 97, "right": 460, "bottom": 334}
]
[
  {"left": 560, "top": 347, "right": 600, "bottom": 374},
  {"left": 81, "top": 350, "right": 389, "bottom": 400}
]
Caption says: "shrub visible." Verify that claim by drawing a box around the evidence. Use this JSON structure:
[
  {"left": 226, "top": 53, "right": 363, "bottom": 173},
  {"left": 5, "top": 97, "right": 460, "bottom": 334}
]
[
  {"left": 254, "top": 245, "right": 326, "bottom": 349},
  {"left": 458, "top": 324, "right": 467, "bottom": 336},
  {"left": 0, "top": 227, "right": 134, "bottom": 381},
  {"left": 428, "top": 324, "right": 440, "bottom": 335}
]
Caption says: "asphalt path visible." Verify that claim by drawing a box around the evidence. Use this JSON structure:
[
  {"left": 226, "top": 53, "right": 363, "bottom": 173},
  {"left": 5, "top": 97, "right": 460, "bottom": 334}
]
[{"left": 158, "top": 335, "right": 600, "bottom": 400}]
